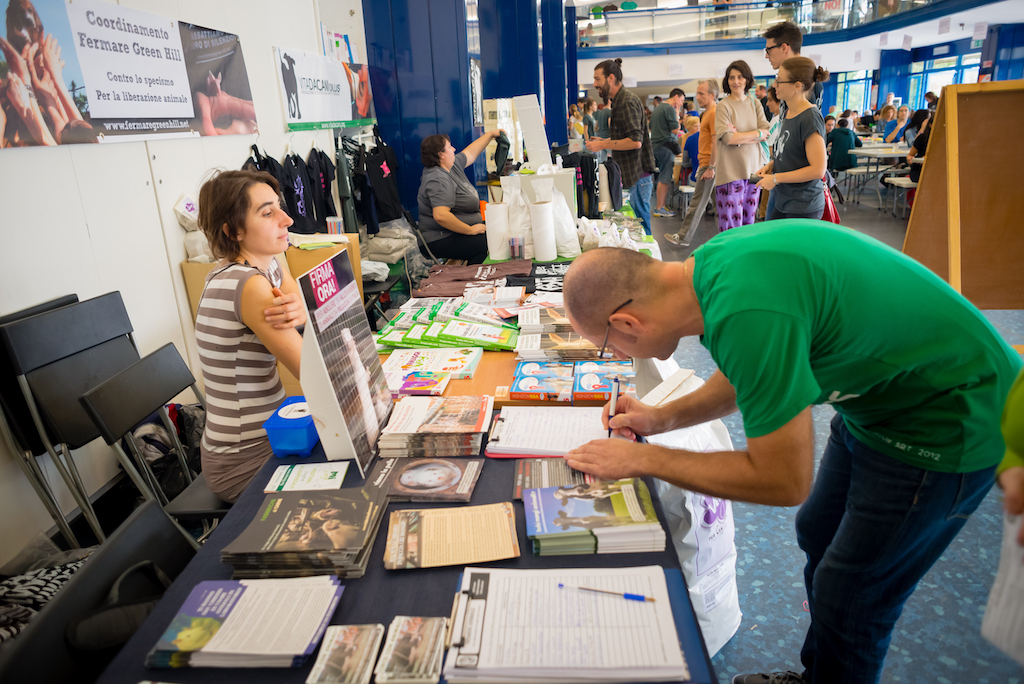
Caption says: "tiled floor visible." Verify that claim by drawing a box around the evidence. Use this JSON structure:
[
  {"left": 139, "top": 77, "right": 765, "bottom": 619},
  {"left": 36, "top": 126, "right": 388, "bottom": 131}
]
[{"left": 650, "top": 195, "right": 1024, "bottom": 683}]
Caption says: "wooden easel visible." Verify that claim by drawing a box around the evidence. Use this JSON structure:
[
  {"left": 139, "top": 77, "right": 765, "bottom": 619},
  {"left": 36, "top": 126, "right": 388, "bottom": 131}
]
[{"left": 902, "top": 81, "right": 1024, "bottom": 351}]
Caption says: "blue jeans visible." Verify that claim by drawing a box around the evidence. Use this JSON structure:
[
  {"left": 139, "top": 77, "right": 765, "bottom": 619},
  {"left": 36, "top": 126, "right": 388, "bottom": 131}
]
[
  {"left": 626, "top": 174, "right": 653, "bottom": 234},
  {"left": 796, "top": 414, "right": 995, "bottom": 683}
]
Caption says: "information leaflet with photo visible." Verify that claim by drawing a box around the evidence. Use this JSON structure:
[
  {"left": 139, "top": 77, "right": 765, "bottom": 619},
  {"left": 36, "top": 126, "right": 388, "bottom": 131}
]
[{"left": 444, "top": 565, "right": 689, "bottom": 683}]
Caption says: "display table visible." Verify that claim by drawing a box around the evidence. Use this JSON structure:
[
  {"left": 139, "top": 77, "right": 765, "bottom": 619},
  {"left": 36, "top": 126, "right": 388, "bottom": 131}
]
[{"left": 97, "top": 447, "right": 716, "bottom": 684}]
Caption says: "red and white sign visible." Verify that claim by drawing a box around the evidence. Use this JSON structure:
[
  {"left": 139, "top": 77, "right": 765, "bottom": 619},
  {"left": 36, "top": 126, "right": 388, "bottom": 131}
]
[{"left": 308, "top": 260, "right": 358, "bottom": 329}]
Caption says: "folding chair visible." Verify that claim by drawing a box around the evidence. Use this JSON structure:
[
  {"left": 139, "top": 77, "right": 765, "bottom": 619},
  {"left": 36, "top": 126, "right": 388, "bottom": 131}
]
[
  {"left": 0, "top": 500, "right": 196, "bottom": 684},
  {"left": 0, "top": 292, "right": 149, "bottom": 542},
  {"left": 80, "top": 342, "right": 230, "bottom": 540},
  {"left": 0, "top": 295, "right": 81, "bottom": 547}
]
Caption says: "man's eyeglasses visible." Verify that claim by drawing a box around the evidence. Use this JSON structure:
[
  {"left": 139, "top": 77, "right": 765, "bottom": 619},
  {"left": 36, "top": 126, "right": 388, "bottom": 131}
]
[
  {"left": 765, "top": 43, "right": 785, "bottom": 55},
  {"left": 597, "top": 299, "right": 633, "bottom": 360}
]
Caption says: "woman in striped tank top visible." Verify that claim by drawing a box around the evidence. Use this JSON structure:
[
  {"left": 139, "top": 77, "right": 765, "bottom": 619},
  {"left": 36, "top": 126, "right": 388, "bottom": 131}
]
[{"left": 195, "top": 170, "right": 306, "bottom": 502}]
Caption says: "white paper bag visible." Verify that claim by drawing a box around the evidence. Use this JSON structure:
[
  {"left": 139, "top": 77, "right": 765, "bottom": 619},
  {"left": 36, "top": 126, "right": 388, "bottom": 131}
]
[
  {"left": 551, "top": 187, "right": 582, "bottom": 259},
  {"left": 576, "top": 217, "right": 600, "bottom": 252},
  {"left": 529, "top": 201, "right": 557, "bottom": 262},
  {"left": 634, "top": 358, "right": 743, "bottom": 658},
  {"left": 485, "top": 203, "right": 512, "bottom": 261}
]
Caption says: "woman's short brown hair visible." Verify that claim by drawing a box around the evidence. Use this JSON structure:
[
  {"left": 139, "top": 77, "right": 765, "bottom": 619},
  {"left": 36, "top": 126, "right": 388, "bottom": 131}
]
[
  {"left": 421, "top": 134, "right": 450, "bottom": 168},
  {"left": 198, "top": 169, "right": 281, "bottom": 262},
  {"left": 722, "top": 60, "right": 754, "bottom": 94}
]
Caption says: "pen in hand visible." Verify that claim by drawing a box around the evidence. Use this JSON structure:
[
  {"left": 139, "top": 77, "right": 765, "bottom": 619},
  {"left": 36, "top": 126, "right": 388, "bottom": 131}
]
[{"left": 607, "top": 376, "right": 620, "bottom": 438}]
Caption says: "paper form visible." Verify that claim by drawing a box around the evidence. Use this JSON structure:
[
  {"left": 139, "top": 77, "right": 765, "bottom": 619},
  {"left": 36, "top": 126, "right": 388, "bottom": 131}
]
[
  {"left": 445, "top": 566, "right": 688, "bottom": 682},
  {"left": 491, "top": 407, "right": 607, "bottom": 456},
  {"left": 981, "top": 513, "right": 1024, "bottom": 666}
]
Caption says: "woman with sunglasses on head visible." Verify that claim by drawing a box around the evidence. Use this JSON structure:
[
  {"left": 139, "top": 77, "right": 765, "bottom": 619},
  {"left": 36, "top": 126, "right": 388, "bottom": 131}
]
[{"left": 755, "top": 57, "right": 829, "bottom": 220}]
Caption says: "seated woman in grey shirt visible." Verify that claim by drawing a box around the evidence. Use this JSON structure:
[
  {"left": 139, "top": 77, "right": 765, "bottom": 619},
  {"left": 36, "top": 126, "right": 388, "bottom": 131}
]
[{"left": 417, "top": 129, "right": 503, "bottom": 264}]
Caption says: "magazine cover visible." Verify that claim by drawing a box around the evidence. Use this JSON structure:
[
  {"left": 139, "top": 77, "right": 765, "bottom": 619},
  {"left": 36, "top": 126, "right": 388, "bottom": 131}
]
[
  {"left": 375, "top": 616, "right": 447, "bottom": 684},
  {"left": 383, "top": 502, "right": 519, "bottom": 569},
  {"left": 383, "top": 371, "right": 451, "bottom": 397},
  {"left": 523, "top": 478, "right": 658, "bottom": 538},
  {"left": 222, "top": 491, "right": 375, "bottom": 555},
  {"left": 513, "top": 459, "right": 595, "bottom": 499},
  {"left": 306, "top": 624, "right": 385, "bottom": 684},
  {"left": 386, "top": 458, "right": 483, "bottom": 502},
  {"left": 509, "top": 374, "right": 573, "bottom": 402},
  {"left": 572, "top": 371, "right": 638, "bottom": 402},
  {"left": 513, "top": 361, "right": 576, "bottom": 378}
]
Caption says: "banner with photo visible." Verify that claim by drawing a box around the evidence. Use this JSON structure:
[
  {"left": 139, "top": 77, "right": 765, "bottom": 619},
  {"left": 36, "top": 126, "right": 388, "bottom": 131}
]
[
  {"left": 274, "top": 46, "right": 375, "bottom": 131},
  {"left": 0, "top": 0, "right": 255, "bottom": 148}
]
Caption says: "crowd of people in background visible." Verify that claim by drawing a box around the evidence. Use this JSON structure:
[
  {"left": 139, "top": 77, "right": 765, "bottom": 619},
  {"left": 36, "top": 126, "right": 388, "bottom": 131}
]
[{"left": 568, "top": 19, "right": 938, "bottom": 241}]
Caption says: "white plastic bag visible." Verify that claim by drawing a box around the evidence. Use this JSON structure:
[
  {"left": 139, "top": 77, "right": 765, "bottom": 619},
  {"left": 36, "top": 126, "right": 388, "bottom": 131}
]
[
  {"left": 551, "top": 187, "right": 582, "bottom": 259},
  {"left": 576, "top": 217, "right": 600, "bottom": 252},
  {"left": 634, "top": 357, "right": 743, "bottom": 658},
  {"left": 184, "top": 231, "right": 214, "bottom": 262},
  {"left": 619, "top": 227, "right": 639, "bottom": 252},
  {"left": 361, "top": 260, "right": 390, "bottom": 282},
  {"left": 500, "top": 176, "right": 534, "bottom": 259},
  {"left": 174, "top": 194, "right": 199, "bottom": 232}
]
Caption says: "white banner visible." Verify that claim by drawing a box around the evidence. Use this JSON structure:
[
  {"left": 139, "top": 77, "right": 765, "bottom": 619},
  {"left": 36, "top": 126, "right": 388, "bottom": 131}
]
[
  {"left": 274, "top": 47, "right": 362, "bottom": 130},
  {"left": 66, "top": 0, "right": 192, "bottom": 119}
]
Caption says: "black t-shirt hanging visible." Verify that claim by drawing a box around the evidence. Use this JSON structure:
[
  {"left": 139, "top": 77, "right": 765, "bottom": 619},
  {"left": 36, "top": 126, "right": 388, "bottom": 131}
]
[
  {"left": 364, "top": 129, "right": 404, "bottom": 221},
  {"left": 305, "top": 148, "right": 339, "bottom": 229},
  {"left": 281, "top": 154, "right": 319, "bottom": 234},
  {"left": 604, "top": 158, "right": 623, "bottom": 211}
]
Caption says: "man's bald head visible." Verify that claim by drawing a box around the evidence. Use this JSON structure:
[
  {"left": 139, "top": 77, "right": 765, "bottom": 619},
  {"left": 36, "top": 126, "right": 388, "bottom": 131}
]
[{"left": 564, "top": 248, "right": 662, "bottom": 334}]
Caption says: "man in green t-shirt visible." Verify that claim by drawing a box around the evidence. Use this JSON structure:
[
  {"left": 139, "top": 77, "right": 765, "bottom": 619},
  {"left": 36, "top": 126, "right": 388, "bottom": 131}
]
[
  {"left": 561, "top": 221, "right": 1022, "bottom": 684},
  {"left": 651, "top": 88, "right": 683, "bottom": 218}
]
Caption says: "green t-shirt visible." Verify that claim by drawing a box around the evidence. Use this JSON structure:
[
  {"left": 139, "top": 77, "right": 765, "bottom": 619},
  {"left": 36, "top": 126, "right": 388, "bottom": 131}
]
[
  {"left": 650, "top": 103, "right": 680, "bottom": 149},
  {"left": 692, "top": 220, "right": 1022, "bottom": 473}
]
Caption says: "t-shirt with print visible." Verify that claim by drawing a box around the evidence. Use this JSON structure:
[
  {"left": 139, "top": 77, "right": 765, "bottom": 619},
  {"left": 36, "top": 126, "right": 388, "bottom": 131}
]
[
  {"left": 650, "top": 103, "right": 680, "bottom": 149},
  {"left": 417, "top": 152, "right": 482, "bottom": 243},
  {"left": 693, "top": 220, "right": 1021, "bottom": 473},
  {"left": 773, "top": 107, "right": 825, "bottom": 214}
]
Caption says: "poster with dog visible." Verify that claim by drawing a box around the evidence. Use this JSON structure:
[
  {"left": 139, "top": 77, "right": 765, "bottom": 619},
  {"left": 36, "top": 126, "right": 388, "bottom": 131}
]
[
  {"left": 274, "top": 46, "right": 375, "bottom": 131},
  {"left": 0, "top": 0, "right": 255, "bottom": 147}
]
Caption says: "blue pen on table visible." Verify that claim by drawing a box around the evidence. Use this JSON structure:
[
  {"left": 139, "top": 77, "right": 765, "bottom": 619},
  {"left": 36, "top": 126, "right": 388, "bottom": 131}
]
[
  {"left": 558, "top": 583, "right": 655, "bottom": 602},
  {"left": 607, "top": 376, "right": 620, "bottom": 438}
]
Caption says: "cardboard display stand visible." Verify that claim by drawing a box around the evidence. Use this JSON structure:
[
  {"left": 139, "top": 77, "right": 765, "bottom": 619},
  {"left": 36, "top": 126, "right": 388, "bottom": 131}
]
[{"left": 902, "top": 81, "right": 1024, "bottom": 326}]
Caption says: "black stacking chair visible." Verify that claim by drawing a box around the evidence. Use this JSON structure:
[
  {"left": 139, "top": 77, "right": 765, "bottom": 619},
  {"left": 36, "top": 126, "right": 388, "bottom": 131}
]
[
  {"left": 0, "top": 295, "right": 81, "bottom": 547},
  {"left": 0, "top": 500, "right": 196, "bottom": 684},
  {"left": 81, "top": 342, "right": 230, "bottom": 539},
  {"left": 0, "top": 292, "right": 152, "bottom": 543}
]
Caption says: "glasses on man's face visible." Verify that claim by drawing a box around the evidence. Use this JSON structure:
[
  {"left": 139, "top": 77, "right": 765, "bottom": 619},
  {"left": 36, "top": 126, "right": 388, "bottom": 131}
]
[
  {"left": 765, "top": 43, "right": 785, "bottom": 55},
  {"left": 597, "top": 298, "right": 633, "bottom": 360}
]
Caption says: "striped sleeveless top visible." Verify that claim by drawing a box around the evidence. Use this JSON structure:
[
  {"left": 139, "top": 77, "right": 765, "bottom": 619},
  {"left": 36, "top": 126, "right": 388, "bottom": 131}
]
[{"left": 195, "top": 259, "right": 286, "bottom": 501}]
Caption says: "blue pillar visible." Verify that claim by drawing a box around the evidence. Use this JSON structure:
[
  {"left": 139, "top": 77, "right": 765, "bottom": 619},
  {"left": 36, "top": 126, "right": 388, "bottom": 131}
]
[
  {"left": 362, "top": 0, "right": 477, "bottom": 218},
  {"left": 542, "top": 0, "right": 568, "bottom": 147},
  {"left": 478, "top": 0, "right": 541, "bottom": 99},
  {"left": 565, "top": 6, "right": 578, "bottom": 106}
]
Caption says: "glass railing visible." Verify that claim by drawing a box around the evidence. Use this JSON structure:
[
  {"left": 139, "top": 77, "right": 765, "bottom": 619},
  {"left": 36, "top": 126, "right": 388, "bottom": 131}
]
[{"left": 575, "top": 0, "right": 932, "bottom": 47}]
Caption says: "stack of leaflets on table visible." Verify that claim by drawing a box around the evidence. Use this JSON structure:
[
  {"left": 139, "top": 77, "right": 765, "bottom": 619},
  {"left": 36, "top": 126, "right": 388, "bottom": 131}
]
[
  {"left": 433, "top": 299, "right": 515, "bottom": 329},
  {"left": 524, "top": 291, "right": 564, "bottom": 307},
  {"left": 572, "top": 360, "right": 637, "bottom": 402},
  {"left": 380, "top": 348, "right": 483, "bottom": 378},
  {"left": 146, "top": 576, "right": 342, "bottom": 668},
  {"left": 220, "top": 485, "right": 388, "bottom": 579},
  {"left": 513, "top": 458, "right": 595, "bottom": 499},
  {"left": 463, "top": 285, "right": 525, "bottom": 309},
  {"left": 514, "top": 332, "right": 600, "bottom": 360},
  {"left": 437, "top": 320, "right": 518, "bottom": 351},
  {"left": 380, "top": 348, "right": 484, "bottom": 380},
  {"left": 378, "top": 325, "right": 439, "bottom": 350},
  {"left": 378, "top": 396, "right": 495, "bottom": 458},
  {"left": 370, "top": 457, "right": 484, "bottom": 502},
  {"left": 375, "top": 616, "right": 448, "bottom": 684},
  {"left": 517, "top": 307, "right": 574, "bottom": 335},
  {"left": 306, "top": 624, "right": 385, "bottom": 684},
  {"left": 383, "top": 370, "right": 451, "bottom": 397},
  {"left": 265, "top": 462, "right": 350, "bottom": 493},
  {"left": 523, "top": 478, "right": 665, "bottom": 555},
  {"left": 485, "top": 406, "right": 607, "bottom": 458},
  {"left": 384, "top": 502, "right": 520, "bottom": 569},
  {"left": 510, "top": 360, "right": 575, "bottom": 402}
]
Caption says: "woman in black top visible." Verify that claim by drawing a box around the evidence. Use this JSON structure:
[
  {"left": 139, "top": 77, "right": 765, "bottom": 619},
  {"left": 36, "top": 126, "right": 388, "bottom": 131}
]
[{"left": 416, "top": 129, "right": 502, "bottom": 263}]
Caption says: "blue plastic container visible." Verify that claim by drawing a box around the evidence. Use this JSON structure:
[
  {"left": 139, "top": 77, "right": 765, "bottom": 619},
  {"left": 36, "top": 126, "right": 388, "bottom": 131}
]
[{"left": 263, "top": 396, "right": 319, "bottom": 457}]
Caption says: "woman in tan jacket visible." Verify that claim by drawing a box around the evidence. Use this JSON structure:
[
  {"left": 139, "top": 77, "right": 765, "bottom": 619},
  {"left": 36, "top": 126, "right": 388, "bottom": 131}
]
[{"left": 714, "top": 60, "right": 770, "bottom": 232}]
